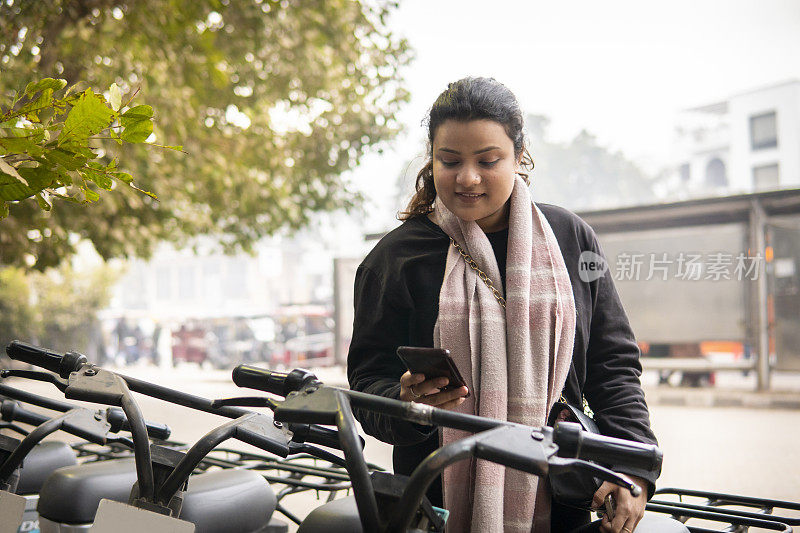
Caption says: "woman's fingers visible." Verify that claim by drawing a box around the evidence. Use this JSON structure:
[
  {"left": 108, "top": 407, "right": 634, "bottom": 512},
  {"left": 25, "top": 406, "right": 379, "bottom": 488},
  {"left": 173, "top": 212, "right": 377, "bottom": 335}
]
[
  {"left": 596, "top": 478, "right": 647, "bottom": 533},
  {"left": 591, "top": 483, "right": 613, "bottom": 512},
  {"left": 422, "top": 385, "right": 469, "bottom": 407},
  {"left": 399, "top": 372, "right": 442, "bottom": 402},
  {"left": 399, "top": 371, "right": 426, "bottom": 388},
  {"left": 399, "top": 373, "right": 470, "bottom": 407},
  {"left": 436, "top": 395, "right": 467, "bottom": 410}
]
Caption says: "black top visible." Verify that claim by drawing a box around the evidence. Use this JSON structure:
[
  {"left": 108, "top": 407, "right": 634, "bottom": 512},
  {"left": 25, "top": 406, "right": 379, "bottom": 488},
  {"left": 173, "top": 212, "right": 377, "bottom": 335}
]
[{"left": 347, "top": 205, "right": 658, "bottom": 506}]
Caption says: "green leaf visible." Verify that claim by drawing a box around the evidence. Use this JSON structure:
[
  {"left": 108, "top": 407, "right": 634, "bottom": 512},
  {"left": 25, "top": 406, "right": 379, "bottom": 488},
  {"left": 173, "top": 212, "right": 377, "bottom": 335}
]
[
  {"left": 0, "top": 127, "right": 47, "bottom": 151},
  {"left": 26, "top": 144, "right": 45, "bottom": 158},
  {"left": 56, "top": 166, "right": 74, "bottom": 186},
  {"left": 0, "top": 157, "right": 27, "bottom": 185},
  {"left": 130, "top": 184, "right": 157, "bottom": 200},
  {"left": 46, "top": 148, "right": 86, "bottom": 171},
  {"left": 152, "top": 144, "right": 184, "bottom": 152},
  {"left": 19, "top": 88, "right": 55, "bottom": 121},
  {"left": 58, "top": 141, "right": 97, "bottom": 159},
  {"left": 64, "top": 83, "right": 82, "bottom": 98},
  {"left": 109, "top": 83, "right": 122, "bottom": 112},
  {"left": 113, "top": 171, "right": 133, "bottom": 184},
  {"left": 0, "top": 177, "right": 33, "bottom": 201},
  {"left": 0, "top": 165, "right": 37, "bottom": 200},
  {"left": 120, "top": 104, "right": 154, "bottom": 143},
  {"left": 24, "top": 78, "right": 67, "bottom": 97},
  {"left": 60, "top": 89, "right": 115, "bottom": 142},
  {"left": 18, "top": 166, "right": 58, "bottom": 193},
  {"left": 120, "top": 120, "right": 153, "bottom": 143},
  {"left": 84, "top": 188, "right": 100, "bottom": 202},
  {"left": 0, "top": 136, "right": 36, "bottom": 153},
  {"left": 35, "top": 193, "right": 51, "bottom": 211},
  {"left": 80, "top": 166, "right": 113, "bottom": 190},
  {"left": 120, "top": 104, "right": 154, "bottom": 122}
]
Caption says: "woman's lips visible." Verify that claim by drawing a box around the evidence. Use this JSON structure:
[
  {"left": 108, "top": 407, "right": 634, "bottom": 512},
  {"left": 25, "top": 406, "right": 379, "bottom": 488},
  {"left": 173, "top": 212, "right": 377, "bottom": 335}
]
[{"left": 455, "top": 192, "right": 484, "bottom": 204}]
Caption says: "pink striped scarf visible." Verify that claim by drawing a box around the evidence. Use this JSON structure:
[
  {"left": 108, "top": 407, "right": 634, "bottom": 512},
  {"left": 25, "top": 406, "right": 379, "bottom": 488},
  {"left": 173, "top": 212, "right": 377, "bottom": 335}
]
[{"left": 432, "top": 176, "right": 576, "bottom": 532}]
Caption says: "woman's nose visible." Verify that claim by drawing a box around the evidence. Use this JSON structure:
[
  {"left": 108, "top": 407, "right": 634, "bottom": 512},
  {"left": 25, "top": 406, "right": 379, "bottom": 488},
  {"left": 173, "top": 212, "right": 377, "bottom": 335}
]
[{"left": 456, "top": 166, "right": 481, "bottom": 186}]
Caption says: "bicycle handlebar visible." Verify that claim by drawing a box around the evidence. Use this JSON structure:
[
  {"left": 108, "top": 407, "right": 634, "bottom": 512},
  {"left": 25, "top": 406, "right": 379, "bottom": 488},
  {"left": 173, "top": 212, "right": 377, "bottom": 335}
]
[
  {"left": 233, "top": 364, "right": 663, "bottom": 476},
  {"left": 106, "top": 407, "right": 172, "bottom": 440},
  {"left": 232, "top": 365, "right": 321, "bottom": 397},
  {"left": 553, "top": 421, "right": 662, "bottom": 473},
  {"left": 4, "top": 343, "right": 339, "bottom": 452},
  {"left": 6, "top": 340, "right": 87, "bottom": 378},
  {"left": 0, "top": 384, "right": 172, "bottom": 441}
]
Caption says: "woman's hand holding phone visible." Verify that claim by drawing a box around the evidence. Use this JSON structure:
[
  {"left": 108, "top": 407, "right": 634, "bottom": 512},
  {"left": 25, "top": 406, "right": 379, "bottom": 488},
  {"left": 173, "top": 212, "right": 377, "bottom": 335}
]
[{"left": 399, "top": 370, "right": 469, "bottom": 409}]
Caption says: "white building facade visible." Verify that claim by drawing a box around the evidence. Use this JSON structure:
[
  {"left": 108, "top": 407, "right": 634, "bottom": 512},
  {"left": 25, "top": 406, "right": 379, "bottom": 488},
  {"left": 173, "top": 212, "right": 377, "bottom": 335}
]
[
  {"left": 671, "top": 80, "right": 800, "bottom": 196},
  {"left": 108, "top": 235, "right": 335, "bottom": 322}
]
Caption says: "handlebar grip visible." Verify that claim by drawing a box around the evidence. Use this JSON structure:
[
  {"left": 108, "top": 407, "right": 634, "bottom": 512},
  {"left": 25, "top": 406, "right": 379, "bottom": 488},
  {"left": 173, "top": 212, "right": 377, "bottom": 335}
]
[
  {"left": 232, "top": 365, "right": 321, "bottom": 398},
  {"left": 288, "top": 422, "right": 349, "bottom": 450},
  {"left": 0, "top": 400, "right": 48, "bottom": 427},
  {"left": 106, "top": 407, "right": 172, "bottom": 440},
  {"left": 5, "top": 341, "right": 87, "bottom": 378},
  {"left": 553, "top": 422, "right": 662, "bottom": 474}
]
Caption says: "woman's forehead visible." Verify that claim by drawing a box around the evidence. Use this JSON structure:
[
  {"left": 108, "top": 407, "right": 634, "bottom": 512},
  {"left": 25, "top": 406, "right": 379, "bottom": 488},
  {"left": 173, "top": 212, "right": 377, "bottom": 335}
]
[{"left": 432, "top": 119, "right": 514, "bottom": 150}]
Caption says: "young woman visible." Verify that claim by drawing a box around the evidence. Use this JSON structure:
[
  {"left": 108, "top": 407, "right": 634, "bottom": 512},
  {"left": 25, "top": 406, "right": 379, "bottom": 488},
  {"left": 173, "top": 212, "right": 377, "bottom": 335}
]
[{"left": 347, "top": 77, "right": 658, "bottom": 533}]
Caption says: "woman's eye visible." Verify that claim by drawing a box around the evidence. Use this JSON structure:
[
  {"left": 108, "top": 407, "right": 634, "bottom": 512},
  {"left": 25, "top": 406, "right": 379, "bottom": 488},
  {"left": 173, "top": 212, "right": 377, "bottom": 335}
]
[
  {"left": 441, "top": 160, "right": 459, "bottom": 168},
  {"left": 480, "top": 159, "right": 500, "bottom": 167}
]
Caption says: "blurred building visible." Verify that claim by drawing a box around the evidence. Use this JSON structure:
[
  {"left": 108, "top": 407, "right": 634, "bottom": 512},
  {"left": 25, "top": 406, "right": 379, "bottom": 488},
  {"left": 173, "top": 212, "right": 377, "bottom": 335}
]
[
  {"left": 100, "top": 217, "right": 364, "bottom": 367},
  {"left": 668, "top": 80, "right": 800, "bottom": 196},
  {"left": 108, "top": 235, "right": 334, "bottom": 321}
]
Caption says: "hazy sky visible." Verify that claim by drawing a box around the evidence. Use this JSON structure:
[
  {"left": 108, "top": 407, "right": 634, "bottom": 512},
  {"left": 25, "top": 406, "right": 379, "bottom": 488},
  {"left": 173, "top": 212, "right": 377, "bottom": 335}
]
[{"left": 351, "top": 0, "right": 800, "bottom": 226}]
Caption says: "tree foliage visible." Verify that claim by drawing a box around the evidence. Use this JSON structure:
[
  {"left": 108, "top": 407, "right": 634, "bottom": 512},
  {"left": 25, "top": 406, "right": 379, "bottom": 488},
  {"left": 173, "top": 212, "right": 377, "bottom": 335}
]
[
  {"left": 0, "top": 263, "right": 118, "bottom": 364},
  {"left": 0, "top": 0, "right": 411, "bottom": 270},
  {"left": 1, "top": 78, "right": 168, "bottom": 220}
]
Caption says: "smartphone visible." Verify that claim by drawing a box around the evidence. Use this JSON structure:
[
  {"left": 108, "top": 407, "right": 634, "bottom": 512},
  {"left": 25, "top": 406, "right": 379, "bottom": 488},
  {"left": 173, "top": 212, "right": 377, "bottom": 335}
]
[{"left": 396, "top": 346, "right": 470, "bottom": 397}]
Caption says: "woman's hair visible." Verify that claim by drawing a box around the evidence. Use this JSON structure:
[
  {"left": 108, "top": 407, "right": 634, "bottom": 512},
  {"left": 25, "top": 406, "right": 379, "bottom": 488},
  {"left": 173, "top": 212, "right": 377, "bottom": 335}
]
[{"left": 399, "top": 77, "right": 534, "bottom": 220}]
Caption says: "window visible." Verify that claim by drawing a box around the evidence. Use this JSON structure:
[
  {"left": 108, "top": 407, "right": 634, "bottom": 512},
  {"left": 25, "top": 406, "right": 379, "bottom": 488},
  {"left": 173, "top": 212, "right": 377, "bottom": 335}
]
[
  {"left": 705, "top": 158, "right": 727, "bottom": 188},
  {"left": 750, "top": 111, "right": 777, "bottom": 150},
  {"left": 156, "top": 266, "right": 172, "bottom": 300},
  {"left": 753, "top": 163, "right": 779, "bottom": 190},
  {"left": 225, "top": 260, "right": 247, "bottom": 298},
  {"left": 178, "top": 265, "right": 196, "bottom": 299},
  {"left": 679, "top": 163, "right": 691, "bottom": 182}
]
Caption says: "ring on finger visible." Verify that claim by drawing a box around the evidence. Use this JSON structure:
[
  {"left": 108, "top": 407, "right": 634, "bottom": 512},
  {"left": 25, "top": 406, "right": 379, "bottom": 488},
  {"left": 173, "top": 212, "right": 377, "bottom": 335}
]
[
  {"left": 621, "top": 527, "right": 632, "bottom": 533},
  {"left": 409, "top": 384, "right": 423, "bottom": 399}
]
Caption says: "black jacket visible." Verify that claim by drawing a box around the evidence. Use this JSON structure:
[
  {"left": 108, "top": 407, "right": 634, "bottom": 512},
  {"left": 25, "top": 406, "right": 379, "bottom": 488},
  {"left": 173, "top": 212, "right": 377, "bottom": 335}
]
[{"left": 347, "top": 205, "right": 658, "bottom": 507}]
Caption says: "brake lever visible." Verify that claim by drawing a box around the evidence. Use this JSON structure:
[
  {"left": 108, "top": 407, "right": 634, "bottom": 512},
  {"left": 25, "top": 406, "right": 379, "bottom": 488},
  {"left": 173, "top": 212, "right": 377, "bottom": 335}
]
[
  {"left": 0, "top": 369, "right": 69, "bottom": 392},
  {"left": 106, "top": 435, "right": 135, "bottom": 449},
  {"left": 0, "top": 422, "right": 30, "bottom": 436},
  {"left": 210, "top": 396, "right": 277, "bottom": 409},
  {"left": 548, "top": 456, "right": 642, "bottom": 497},
  {"left": 287, "top": 442, "right": 347, "bottom": 468}
]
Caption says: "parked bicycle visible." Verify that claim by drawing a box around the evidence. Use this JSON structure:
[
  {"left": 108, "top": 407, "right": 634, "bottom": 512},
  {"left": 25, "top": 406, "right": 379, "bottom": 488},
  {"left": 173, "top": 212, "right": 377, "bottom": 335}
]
[
  {"left": 1, "top": 341, "right": 366, "bottom": 532},
  {"left": 4, "top": 341, "right": 798, "bottom": 533}
]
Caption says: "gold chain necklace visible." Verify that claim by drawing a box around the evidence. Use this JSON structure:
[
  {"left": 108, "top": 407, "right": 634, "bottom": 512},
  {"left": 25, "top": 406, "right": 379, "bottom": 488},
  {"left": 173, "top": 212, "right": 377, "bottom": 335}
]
[{"left": 450, "top": 238, "right": 506, "bottom": 309}]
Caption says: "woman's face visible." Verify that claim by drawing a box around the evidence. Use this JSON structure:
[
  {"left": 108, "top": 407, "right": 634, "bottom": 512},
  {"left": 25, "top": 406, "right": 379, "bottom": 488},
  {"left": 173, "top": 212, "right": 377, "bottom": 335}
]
[{"left": 432, "top": 119, "right": 520, "bottom": 232}]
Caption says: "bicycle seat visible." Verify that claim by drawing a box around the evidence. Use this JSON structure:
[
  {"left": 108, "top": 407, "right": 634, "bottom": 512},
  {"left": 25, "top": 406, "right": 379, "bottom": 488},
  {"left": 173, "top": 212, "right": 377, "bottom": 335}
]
[
  {"left": 180, "top": 469, "right": 278, "bottom": 533},
  {"left": 297, "top": 496, "right": 362, "bottom": 533},
  {"left": 16, "top": 441, "right": 77, "bottom": 495},
  {"left": 37, "top": 458, "right": 137, "bottom": 524},
  {"left": 37, "top": 459, "right": 280, "bottom": 532}
]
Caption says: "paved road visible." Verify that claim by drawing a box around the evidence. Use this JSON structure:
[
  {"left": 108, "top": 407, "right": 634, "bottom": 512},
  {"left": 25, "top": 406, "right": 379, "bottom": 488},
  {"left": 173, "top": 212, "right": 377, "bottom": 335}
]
[{"left": 4, "top": 363, "right": 799, "bottom": 530}]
